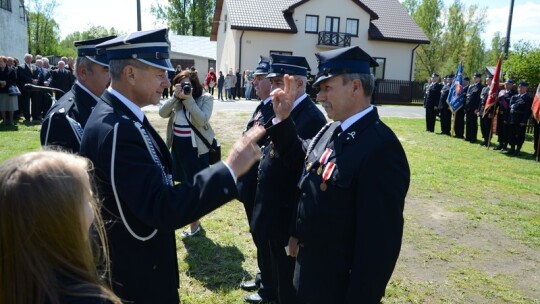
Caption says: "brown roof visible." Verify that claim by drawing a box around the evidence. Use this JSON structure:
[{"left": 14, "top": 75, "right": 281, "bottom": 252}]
[{"left": 211, "top": 0, "right": 429, "bottom": 44}]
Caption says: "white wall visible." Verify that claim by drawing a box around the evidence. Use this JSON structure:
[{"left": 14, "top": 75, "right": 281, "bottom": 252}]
[{"left": 0, "top": 0, "right": 28, "bottom": 60}]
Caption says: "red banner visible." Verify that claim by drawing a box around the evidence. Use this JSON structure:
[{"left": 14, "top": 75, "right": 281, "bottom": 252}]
[
  {"left": 532, "top": 84, "right": 540, "bottom": 123},
  {"left": 483, "top": 56, "right": 502, "bottom": 117}
]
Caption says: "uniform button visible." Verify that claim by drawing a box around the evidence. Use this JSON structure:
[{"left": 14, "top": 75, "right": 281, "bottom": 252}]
[
  {"left": 153, "top": 265, "right": 157, "bottom": 270},
  {"left": 301, "top": 193, "right": 306, "bottom": 197},
  {"left": 297, "top": 218, "right": 302, "bottom": 224}
]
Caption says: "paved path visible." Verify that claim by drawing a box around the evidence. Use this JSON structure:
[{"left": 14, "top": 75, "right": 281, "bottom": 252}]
[{"left": 144, "top": 97, "right": 424, "bottom": 118}]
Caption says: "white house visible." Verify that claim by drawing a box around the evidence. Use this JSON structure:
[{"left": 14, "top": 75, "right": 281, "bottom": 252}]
[
  {"left": 0, "top": 0, "right": 28, "bottom": 60},
  {"left": 211, "top": 0, "right": 429, "bottom": 82}
]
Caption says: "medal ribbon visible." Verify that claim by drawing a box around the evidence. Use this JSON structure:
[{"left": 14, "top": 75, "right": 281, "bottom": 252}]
[
  {"left": 318, "top": 148, "right": 333, "bottom": 166},
  {"left": 321, "top": 162, "right": 336, "bottom": 185}
]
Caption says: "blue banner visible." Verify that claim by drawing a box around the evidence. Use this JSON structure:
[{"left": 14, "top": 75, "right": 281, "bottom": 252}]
[{"left": 448, "top": 63, "right": 464, "bottom": 112}]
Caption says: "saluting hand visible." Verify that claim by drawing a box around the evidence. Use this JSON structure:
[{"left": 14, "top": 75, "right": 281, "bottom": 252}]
[
  {"left": 225, "top": 125, "right": 265, "bottom": 178},
  {"left": 271, "top": 74, "right": 296, "bottom": 123}
]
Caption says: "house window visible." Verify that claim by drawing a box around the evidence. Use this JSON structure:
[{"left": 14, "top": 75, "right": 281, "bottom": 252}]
[
  {"left": 224, "top": 14, "right": 227, "bottom": 33},
  {"left": 325, "top": 16, "right": 340, "bottom": 32},
  {"left": 269, "top": 50, "right": 293, "bottom": 56},
  {"left": 305, "top": 15, "right": 318, "bottom": 33},
  {"left": 1, "top": 0, "right": 12, "bottom": 11},
  {"left": 345, "top": 18, "right": 359, "bottom": 37},
  {"left": 371, "top": 57, "right": 386, "bottom": 79}
]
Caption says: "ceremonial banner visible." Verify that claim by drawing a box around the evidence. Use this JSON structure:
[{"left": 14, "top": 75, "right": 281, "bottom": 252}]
[
  {"left": 532, "top": 83, "right": 540, "bottom": 123},
  {"left": 483, "top": 56, "right": 502, "bottom": 117},
  {"left": 448, "top": 63, "right": 464, "bottom": 112}
]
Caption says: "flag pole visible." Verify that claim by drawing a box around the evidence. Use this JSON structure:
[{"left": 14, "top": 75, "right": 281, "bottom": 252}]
[{"left": 536, "top": 134, "right": 540, "bottom": 161}]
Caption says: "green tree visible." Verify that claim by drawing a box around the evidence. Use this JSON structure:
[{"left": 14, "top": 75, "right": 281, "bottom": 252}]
[
  {"left": 402, "top": 0, "right": 420, "bottom": 15},
  {"left": 439, "top": 0, "right": 467, "bottom": 75},
  {"left": 58, "top": 26, "right": 123, "bottom": 57},
  {"left": 462, "top": 5, "right": 486, "bottom": 76},
  {"left": 503, "top": 41, "right": 540, "bottom": 87},
  {"left": 151, "top": 0, "right": 215, "bottom": 36},
  {"left": 26, "top": 0, "right": 60, "bottom": 56},
  {"left": 411, "top": 0, "right": 444, "bottom": 81},
  {"left": 486, "top": 31, "right": 504, "bottom": 65}
]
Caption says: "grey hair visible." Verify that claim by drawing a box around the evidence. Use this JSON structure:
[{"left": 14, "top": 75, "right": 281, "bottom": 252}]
[
  {"left": 74, "top": 57, "right": 95, "bottom": 79},
  {"left": 108, "top": 59, "right": 147, "bottom": 81},
  {"left": 293, "top": 75, "right": 308, "bottom": 92},
  {"left": 341, "top": 73, "right": 375, "bottom": 98}
]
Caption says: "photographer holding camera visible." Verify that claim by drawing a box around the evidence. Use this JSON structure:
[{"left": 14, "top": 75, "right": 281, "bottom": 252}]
[{"left": 159, "top": 70, "right": 215, "bottom": 237}]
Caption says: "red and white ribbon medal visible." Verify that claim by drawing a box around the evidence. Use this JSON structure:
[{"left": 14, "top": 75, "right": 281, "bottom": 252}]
[
  {"left": 320, "top": 162, "right": 336, "bottom": 191},
  {"left": 317, "top": 148, "right": 333, "bottom": 175}
]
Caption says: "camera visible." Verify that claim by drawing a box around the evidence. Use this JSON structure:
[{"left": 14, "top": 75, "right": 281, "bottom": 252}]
[{"left": 182, "top": 82, "right": 192, "bottom": 94}]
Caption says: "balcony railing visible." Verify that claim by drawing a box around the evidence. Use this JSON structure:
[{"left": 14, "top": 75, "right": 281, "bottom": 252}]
[{"left": 317, "top": 31, "right": 352, "bottom": 47}]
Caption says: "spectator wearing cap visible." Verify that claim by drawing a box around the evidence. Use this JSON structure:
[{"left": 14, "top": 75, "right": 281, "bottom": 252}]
[
  {"left": 237, "top": 56, "right": 276, "bottom": 302},
  {"left": 494, "top": 79, "right": 518, "bottom": 151},
  {"left": 79, "top": 28, "right": 264, "bottom": 304},
  {"left": 438, "top": 74, "right": 454, "bottom": 135},
  {"left": 478, "top": 75, "right": 494, "bottom": 146},
  {"left": 424, "top": 73, "right": 443, "bottom": 132},
  {"left": 464, "top": 73, "right": 484, "bottom": 143},
  {"left": 246, "top": 54, "right": 327, "bottom": 304},
  {"left": 505, "top": 81, "right": 532, "bottom": 156},
  {"left": 267, "top": 46, "right": 410, "bottom": 303},
  {"left": 41, "top": 35, "right": 116, "bottom": 153},
  {"left": 454, "top": 76, "right": 469, "bottom": 139}
]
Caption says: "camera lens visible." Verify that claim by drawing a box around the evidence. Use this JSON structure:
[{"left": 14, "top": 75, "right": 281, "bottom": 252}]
[{"left": 182, "top": 83, "right": 192, "bottom": 94}]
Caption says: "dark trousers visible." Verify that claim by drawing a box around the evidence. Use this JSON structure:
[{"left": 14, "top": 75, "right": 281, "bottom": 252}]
[
  {"left": 425, "top": 106, "right": 436, "bottom": 132},
  {"left": 454, "top": 108, "right": 465, "bottom": 138},
  {"left": 269, "top": 239, "right": 303, "bottom": 304},
  {"left": 31, "top": 91, "right": 44, "bottom": 120},
  {"left": 480, "top": 115, "right": 492, "bottom": 144},
  {"left": 217, "top": 86, "right": 224, "bottom": 100},
  {"left": 171, "top": 136, "right": 209, "bottom": 184},
  {"left": 208, "top": 86, "right": 215, "bottom": 95},
  {"left": 440, "top": 108, "right": 452, "bottom": 135},
  {"left": 231, "top": 87, "right": 237, "bottom": 100},
  {"left": 252, "top": 236, "right": 276, "bottom": 300},
  {"left": 496, "top": 113, "right": 508, "bottom": 147},
  {"left": 20, "top": 90, "right": 31, "bottom": 120},
  {"left": 465, "top": 111, "right": 478, "bottom": 142},
  {"left": 508, "top": 124, "right": 527, "bottom": 151}
]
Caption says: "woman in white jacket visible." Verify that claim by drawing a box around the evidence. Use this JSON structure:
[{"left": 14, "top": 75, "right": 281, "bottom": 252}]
[{"left": 159, "top": 70, "right": 215, "bottom": 237}]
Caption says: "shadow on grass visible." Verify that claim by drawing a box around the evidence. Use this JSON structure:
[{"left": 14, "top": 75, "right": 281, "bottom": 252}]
[{"left": 182, "top": 228, "right": 250, "bottom": 292}]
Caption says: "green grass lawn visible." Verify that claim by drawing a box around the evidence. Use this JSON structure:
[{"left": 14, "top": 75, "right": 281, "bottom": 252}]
[{"left": 1, "top": 113, "right": 539, "bottom": 303}]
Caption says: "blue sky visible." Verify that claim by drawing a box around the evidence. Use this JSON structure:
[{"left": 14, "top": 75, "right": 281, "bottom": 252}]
[{"left": 55, "top": 0, "right": 539, "bottom": 48}]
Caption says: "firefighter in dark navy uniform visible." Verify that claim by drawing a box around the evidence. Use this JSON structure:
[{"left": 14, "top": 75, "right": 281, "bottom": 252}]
[
  {"left": 464, "top": 73, "right": 484, "bottom": 143},
  {"left": 505, "top": 81, "right": 532, "bottom": 156},
  {"left": 266, "top": 46, "right": 410, "bottom": 304},
  {"left": 246, "top": 54, "right": 327, "bottom": 304},
  {"left": 41, "top": 35, "right": 115, "bottom": 153},
  {"left": 237, "top": 57, "right": 277, "bottom": 302},
  {"left": 454, "top": 77, "right": 469, "bottom": 138},
  {"left": 79, "top": 28, "right": 264, "bottom": 304},
  {"left": 494, "top": 79, "right": 518, "bottom": 151},
  {"left": 438, "top": 74, "right": 453, "bottom": 135},
  {"left": 424, "top": 73, "right": 443, "bottom": 132},
  {"left": 478, "top": 75, "right": 493, "bottom": 146}
]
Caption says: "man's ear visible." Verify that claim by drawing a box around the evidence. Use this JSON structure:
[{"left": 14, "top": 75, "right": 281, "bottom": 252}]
[{"left": 352, "top": 79, "right": 364, "bottom": 96}]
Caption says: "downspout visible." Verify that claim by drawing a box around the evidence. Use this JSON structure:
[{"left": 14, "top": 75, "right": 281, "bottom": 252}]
[
  {"left": 238, "top": 31, "right": 245, "bottom": 72},
  {"left": 409, "top": 44, "right": 420, "bottom": 81}
]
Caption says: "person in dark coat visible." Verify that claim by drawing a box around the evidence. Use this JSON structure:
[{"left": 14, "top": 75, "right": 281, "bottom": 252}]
[
  {"left": 505, "top": 81, "right": 532, "bottom": 156},
  {"left": 423, "top": 73, "right": 443, "bottom": 132},
  {"left": 493, "top": 79, "right": 517, "bottom": 151},
  {"left": 438, "top": 74, "right": 453, "bottom": 135},
  {"left": 268, "top": 46, "right": 410, "bottom": 304},
  {"left": 464, "top": 73, "right": 484, "bottom": 143},
  {"left": 234, "top": 67, "right": 242, "bottom": 99},
  {"left": 17, "top": 53, "right": 35, "bottom": 121},
  {"left": 49, "top": 60, "right": 75, "bottom": 100},
  {"left": 217, "top": 70, "right": 225, "bottom": 101},
  {"left": 247, "top": 54, "right": 327, "bottom": 304},
  {"left": 237, "top": 57, "right": 278, "bottom": 303},
  {"left": 454, "top": 77, "right": 469, "bottom": 138},
  {"left": 478, "top": 75, "right": 493, "bottom": 146},
  {"left": 79, "top": 28, "right": 263, "bottom": 304},
  {"left": 41, "top": 35, "right": 116, "bottom": 153}
]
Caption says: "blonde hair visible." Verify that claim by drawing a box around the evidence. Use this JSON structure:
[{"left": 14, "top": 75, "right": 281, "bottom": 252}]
[{"left": 0, "top": 151, "right": 121, "bottom": 304}]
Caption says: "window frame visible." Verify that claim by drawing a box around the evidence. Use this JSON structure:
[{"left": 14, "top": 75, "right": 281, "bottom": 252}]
[
  {"left": 371, "top": 57, "right": 386, "bottom": 80},
  {"left": 305, "top": 14, "right": 319, "bottom": 34},
  {"left": 1, "top": 0, "right": 12, "bottom": 11},
  {"left": 345, "top": 18, "right": 359, "bottom": 37}
]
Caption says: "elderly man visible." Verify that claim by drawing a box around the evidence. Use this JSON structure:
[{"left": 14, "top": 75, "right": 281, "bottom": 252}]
[
  {"left": 41, "top": 36, "right": 115, "bottom": 152},
  {"left": 80, "top": 28, "right": 263, "bottom": 304},
  {"left": 49, "top": 60, "right": 74, "bottom": 100},
  {"left": 268, "top": 46, "right": 410, "bottom": 303}
]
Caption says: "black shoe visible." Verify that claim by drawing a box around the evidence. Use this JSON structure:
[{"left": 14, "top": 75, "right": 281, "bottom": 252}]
[
  {"left": 513, "top": 150, "right": 521, "bottom": 156},
  {"left": 244, "top": 293, "right": 273, "bottom": 304},
  {"left": 503, "top": 149, "right": 515, "bottom": 154},
  {"left": 240, "top": 280, "right": 259, "bottom": 292}
]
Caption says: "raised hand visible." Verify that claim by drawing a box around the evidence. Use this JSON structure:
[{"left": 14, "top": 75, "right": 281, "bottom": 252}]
[{"left": 270, "top": 74, "right": 297, "bottom": 122}]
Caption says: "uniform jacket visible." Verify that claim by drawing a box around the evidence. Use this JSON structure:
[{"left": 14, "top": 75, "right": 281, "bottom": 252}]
[
  {"left": 158, "top": 93, "right": 215, "bottom": 154},
  {"left": 438, "top": 83, "right": 452, "bottom": 110},
  {"left": 424, "top": 82, "right": 443, "bottom": 108},
  {"left": 267, "top": 107, "right": 410, "bottom": 304},
  {"left": 509, "top": 93, "right": 533, "bottom": 125},
  {"left": 17, "top": 64, "right": 33, "bottom": 87},
  {"left": 237, "top": 100, "right": 275, "bottom": 207},
  {"left": 80, "top": 90, "right": 238, "bottom": 303},
  {"left": 49, "top": 68, "right": 74, "bottom": 93},
  {"left": 478, "top": 85, "right": 491, "bottom": 115},
  {"left": 40, "top": 83, "right": 97, "bottom": 153},
  {"left": 251, "top": 95, "right": 326, "bottom": 242},
  {"left": 498, "top": 89, "right": 517, "bottom": 120},
  {"left": 465, "top": 82, "right": 483, "bottom": 113}
]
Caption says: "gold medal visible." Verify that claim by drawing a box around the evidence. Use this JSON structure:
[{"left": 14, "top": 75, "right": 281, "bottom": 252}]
[
  {"left": 317, "top": 166, "right": 323, "bottom": 175},
  {"left": 269, "top": 150, "right": 274, "bottom": 158},
  {"left": 320, "top": 182, "right": 327, "bottom": 191},
  {"left": 306, "top": 162, "right": 313, "bottom": 171}
]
